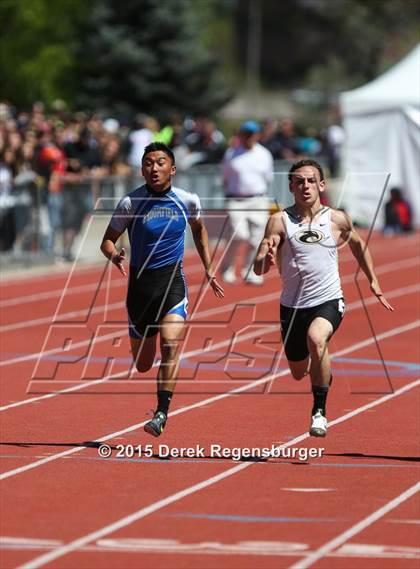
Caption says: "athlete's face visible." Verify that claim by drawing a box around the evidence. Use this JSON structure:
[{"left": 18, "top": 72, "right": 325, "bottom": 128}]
[
  {"left": 142, "top": 151, "right": 176, "bottom": 192},
  {"left": 289, "top": 166, "right": 325, "bottom": 207},
  {"left": 239, "top": 131, "right": 259, "bottom": 150}
]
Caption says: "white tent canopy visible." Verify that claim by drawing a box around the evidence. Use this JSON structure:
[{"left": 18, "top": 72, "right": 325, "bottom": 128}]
[{"left": 340, "top": 45, "right": 420, "bottom": 229}]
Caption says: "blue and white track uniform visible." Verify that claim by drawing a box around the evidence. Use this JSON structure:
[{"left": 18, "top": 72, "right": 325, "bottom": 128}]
[{"left": 109, "top": 184, "right": 201, "bottom": 337}]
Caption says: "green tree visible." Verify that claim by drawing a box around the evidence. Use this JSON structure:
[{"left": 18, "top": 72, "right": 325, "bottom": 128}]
[
  {"left": 0, "top": 0, "right": 87, "bottom": 107},
  {"left": 234, "top": 0, "right": 420, "bottom": 89},
  {"left": 74, "top": 0, "right": 231, "bottom": 118}
]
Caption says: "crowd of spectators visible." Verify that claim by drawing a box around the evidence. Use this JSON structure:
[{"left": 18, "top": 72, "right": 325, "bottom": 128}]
[{"left": 0, "top": 100, "right": 342, "bottom": 259}]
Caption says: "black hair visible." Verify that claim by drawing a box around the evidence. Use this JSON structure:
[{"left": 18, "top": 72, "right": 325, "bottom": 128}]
[
  {"left": 142, "top": 142, "right": 175, "bottom": 165},
  {"left": 288, "top": 159, "right": 324, "bottom": 182},
  {"left": 390, "top": 187, "right": 402, "bottom": 199}
]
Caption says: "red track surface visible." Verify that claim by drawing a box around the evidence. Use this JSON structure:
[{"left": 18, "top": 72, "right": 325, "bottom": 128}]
[{"left": 0, "top": 231, "right": 419, "bottom": 569}]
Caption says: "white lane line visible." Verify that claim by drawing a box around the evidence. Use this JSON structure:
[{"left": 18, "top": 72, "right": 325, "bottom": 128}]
[
  {"left": 3, "top": 538, "right": 420, "bottom": 558},
  {"left": 0, "top": 243, "right": 233, "bottom": 315},
  {"left": 0, "top": 302, "right": 418, "bottom": 416},
  {"left": 328, "top": 320, "right": 419, "bottom": 359},
  {"left": 335, "top": 542, "right": 420, "bottom": 559},
  {"left": 1, "top": 283, "right": 281, "bottom": 366},
  {"left": 0, "top": 324, "right": 276, "bottom": 411},
  {"left": 1, "top": 266, "right": 260, "bottom": 333},
  {"left": 189, "top": 270, "right": 419, "bottom": 322},
  {"left": 0, "top": 279, "right": 124, "bottom": 309},
  {"left": 289, "top": 481, "right": 420, "bottom": 569},
  {"left": 14, "top": 379, "right": 420, "bottom": 569},
  {"left": 0, "top": 265, "right": 201, "bottom": 309},
  {"left": 2, "top": 228, "right": 403, "bottom": 307},
  {"left": 0, "top": 247, "right": 201, "bottom": 300},
  {"left": 0, "top": 265, "right": 288, "bottom": 333},
  {"left": 0, "top": 263, "right": 102, "bottom": 289},
  {"left": 0, "top": 537, "right": 62, "bottom": 548},
  {"left": 282, "top": 489, "right": 334, "bottom": 493},
  {"left": 1, "top": 228, "right": 417, "bottom": 312},
  {"left": 0, "top": 281, "right": 418, "bottom": 413},
  {"left": 1, "top": 278, "right": 202, "bottom": 333},
  {"left": 0, "top": 302, "right": 126, "bottom": 334},
  {"left": 2, "top": 255, "right": 418, "bottom": 368},
  {"left": 1, "top": 320, "right": 418, "bottom": 477},
  {"left": 2, "top": 254, "right": 416, "bottom": 333},
  {"left": 387, "top": 518, "right": 420, "bottom": 524},
  {"left": 0, "top": 243, "right": 205, "bottom": 328},
  {"left": 345, "top": 283, "right": 420, "bottom": 310}
]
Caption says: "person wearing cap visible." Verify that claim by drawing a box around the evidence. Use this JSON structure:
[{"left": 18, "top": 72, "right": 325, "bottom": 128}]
[{"left": 220, "top": 120, "right": 274, "bottom": 285}]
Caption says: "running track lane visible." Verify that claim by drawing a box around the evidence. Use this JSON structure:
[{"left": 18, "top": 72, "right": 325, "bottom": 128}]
[
  {"left": 1, "top": 230, "right": 418, "bottom": 564},
  {"left": 1, "top": 313, "right": 418, "bottom": 477},
  {"left": 0, "top": 250, "right": 417, "bottom": 404},
  {"left": 0, "top": 278, "right": 417, "bottom": 407},
  {"left": 1, "top": 322, "right": 419, "bottom": 568},
  {"left": 0, "top": 258, "right": 418, "bottom": 471},
  {"left": 3, "top": 379, "right": 419, "bottom": 569}
]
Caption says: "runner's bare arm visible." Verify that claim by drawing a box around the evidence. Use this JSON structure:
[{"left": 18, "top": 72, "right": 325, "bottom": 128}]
[
  {"left": 189, "top": 217, "right": 225, "bottom": 298},
  {"left": 254, "top": 212, "right": 285, "bottom": 275},
  {"left": 334, "top": 210, "right": 394, "bottom": 311},
  {"left": 100, "top": 225, "right": 127, "bottom": 276}
]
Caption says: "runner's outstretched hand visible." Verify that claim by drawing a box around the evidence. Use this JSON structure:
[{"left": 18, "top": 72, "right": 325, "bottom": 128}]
[
  {"left": 112, "top": 248, "right": 127, "bottom": 276},
  {"left": 371, "top": 281, "right": 394, "bottom": 311},
  {"left": 206, "top": 272, "right": 225, "bottom": 298}
]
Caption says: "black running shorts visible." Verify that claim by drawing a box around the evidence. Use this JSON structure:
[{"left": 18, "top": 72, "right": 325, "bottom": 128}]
[
  {"left": 280, "top": 298, "right": 345, "bottom": 362},
  {"left": 126, "top": 263, "right": 187, "bottom": 339}
]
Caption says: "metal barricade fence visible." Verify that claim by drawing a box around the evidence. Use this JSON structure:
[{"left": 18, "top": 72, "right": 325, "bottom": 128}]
[{"left": 0, "top": 161, "right": 300, "bottom": 267}]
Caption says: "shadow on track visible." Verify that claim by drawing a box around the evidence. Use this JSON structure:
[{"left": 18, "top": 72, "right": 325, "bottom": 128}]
[
  {"left": 326, "top": 452, "right": 420, "bottom": 463},
  {"left": 0, "top": 441, "right": 105, "bottom": 449}
]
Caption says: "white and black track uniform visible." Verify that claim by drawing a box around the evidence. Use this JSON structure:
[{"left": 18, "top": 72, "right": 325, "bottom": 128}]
[
  {"left": 280, "top": 207, "right": 345, "bottom": 361},
  {"left": 109, "top": 184, "right": 201, "bottom": 338}
]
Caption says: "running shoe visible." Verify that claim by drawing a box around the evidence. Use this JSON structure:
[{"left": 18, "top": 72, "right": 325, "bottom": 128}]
[
  {"left": 241, "top": 268, "right": 263, "bottom": 285},
  {"left": 222, "top": 267, "right": 237, "bottom": 283},
  {"left": 144, "top": 411, "right": 167, "bottom": 437},
  {"left": 310, "top": 409, "right": 327, "bottom": 437}
]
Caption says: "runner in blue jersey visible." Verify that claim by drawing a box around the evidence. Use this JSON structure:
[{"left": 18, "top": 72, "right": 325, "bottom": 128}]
[{"left": 101, "top": 142, "right": 224, "bottom": 436}]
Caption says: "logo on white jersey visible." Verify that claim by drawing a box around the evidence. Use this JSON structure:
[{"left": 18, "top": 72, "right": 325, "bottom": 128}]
[{"left": 294, "top": 229, "right": 325, "bottom": 244}]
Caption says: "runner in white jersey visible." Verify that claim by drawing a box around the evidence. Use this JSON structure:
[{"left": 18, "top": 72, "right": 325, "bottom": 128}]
[
  {"left": 101, "top": 143, "right": 224, "bottom": 437},
  {"left": 254, "top": 159, "right": 393, "bottom": 437}
]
